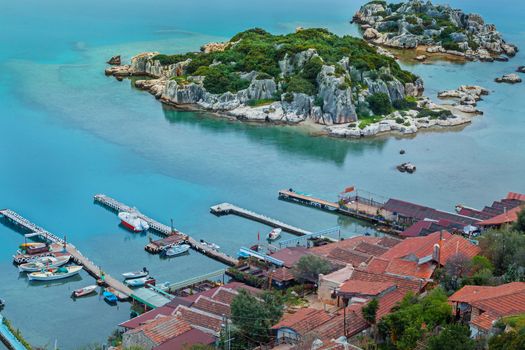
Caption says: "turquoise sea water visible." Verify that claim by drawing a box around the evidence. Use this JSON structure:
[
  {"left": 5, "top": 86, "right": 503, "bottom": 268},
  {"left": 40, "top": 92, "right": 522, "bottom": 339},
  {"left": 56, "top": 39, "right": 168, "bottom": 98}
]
[{"left": 0, "top": 0, "right": 524, "bottom": 348}]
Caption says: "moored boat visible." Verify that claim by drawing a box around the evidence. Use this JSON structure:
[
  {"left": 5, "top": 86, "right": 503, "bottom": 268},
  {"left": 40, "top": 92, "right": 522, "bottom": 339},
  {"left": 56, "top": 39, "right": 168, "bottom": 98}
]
[
  {"left": 103, "top": 291, "right": 118, "bottom": 303},
  {"left": 267, "top": 228, "right": 282, "bottom": 241},
  {"left": 125, "top": 276, "right": 155, "bottom": 287},
  {"left": 163, "top": 244, "right": 190, "bottom": 257},
  {"left": 200, "top": 239, "right": 220, "bottom": 251},
  {"left": 27, "top": 265, "right": 82, "bottom": 281},
  {"left": 18, "top": 255, "right": 70, "bottom": 272},
  {"left": 118, "top": 211, "right": 150, "bottom": 232},
  {"left": 122, "top": 268, "right": 148, "bottom": 280},
  {"left": 72, "top": 285, "right": 97, "bottom": 298}
]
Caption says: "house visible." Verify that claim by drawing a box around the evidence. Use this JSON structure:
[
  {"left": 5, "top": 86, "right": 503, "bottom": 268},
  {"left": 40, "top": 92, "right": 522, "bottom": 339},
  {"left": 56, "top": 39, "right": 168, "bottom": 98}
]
[
  {"left": 449, "top": 282, "right": 525, "bottom": 338},
  {"left": 478, "top": 206, "right": 523, "bottom": 229},
  {"left": 318, "top": 265, "right": 354, "bottom": 306},
  {"left": 120, "top": 282, "right": 261, "bottom": 349},
  {"left": 122, "top": 314, "right": 215, "bottom": 350}
]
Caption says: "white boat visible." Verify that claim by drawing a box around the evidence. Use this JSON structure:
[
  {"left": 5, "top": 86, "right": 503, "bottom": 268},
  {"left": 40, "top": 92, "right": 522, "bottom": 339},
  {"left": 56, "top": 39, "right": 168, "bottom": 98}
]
[
  {"left": 125, "top": 276, "right": 155, "bottom": 287},
  {"left": 200, "top": 239, "right": 220, "bottom": 251},
  {"left": 72, "top": 285, "right": 97, "bottom": 298},
  {"left": 118, "top": 211, "right": 150, "bottom": 232},
  {"left": 27, "top": 265, "right": 82, "bottom": 281},
  {"left": 267, "top": 228, "right": 282, "bottom": 241},
  {"left": 122, "top": 268, "right": 148, "bottom": 280},
  {"left": 18, "top": 256, "right": 70, "bottom": 272},
  {"left": 164, "top": 244, "right": 190, "bottom": 257}
]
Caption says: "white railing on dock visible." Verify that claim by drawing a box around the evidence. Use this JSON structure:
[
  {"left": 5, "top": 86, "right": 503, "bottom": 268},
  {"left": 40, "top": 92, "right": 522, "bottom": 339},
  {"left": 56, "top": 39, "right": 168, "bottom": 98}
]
[{"left": 210, "top": 203, "right": 311, "bottom": 236}]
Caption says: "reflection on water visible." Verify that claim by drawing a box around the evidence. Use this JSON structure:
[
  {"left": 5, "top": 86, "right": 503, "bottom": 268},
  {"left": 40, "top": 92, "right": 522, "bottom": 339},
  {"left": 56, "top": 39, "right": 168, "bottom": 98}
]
[{"left": 162, "top": 105, "right": 388, "bottom": 166}]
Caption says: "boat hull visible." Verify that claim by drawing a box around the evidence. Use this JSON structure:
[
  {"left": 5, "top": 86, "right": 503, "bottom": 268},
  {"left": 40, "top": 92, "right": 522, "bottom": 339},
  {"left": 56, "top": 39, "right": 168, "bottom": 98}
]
[
  {"left": 28, "top": 266, "right": 82, "bottom": 281},
  {"left": 18, "top": 256, "right": 70, "bottom": 272},
  {"left": 73, "top": 285, "right": 97, "bottom": 298}
]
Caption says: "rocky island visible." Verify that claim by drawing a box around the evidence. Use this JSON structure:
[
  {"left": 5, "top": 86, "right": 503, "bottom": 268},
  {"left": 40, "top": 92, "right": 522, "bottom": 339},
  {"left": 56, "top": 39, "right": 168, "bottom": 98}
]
[
  {"left": 353, "top": 0, "right": 518, "bottom": 62},
  {"left": 106, "top": 28, "right": 481, "bottom": 138}
]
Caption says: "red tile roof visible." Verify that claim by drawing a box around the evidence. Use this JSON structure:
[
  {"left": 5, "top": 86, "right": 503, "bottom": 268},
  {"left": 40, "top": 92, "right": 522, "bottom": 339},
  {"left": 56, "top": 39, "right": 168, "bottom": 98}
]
[
  {"left": 380, "top": 231, "right": 452, "bottom": 261},
  {"left": 471, "top": 292, "right": 525, "bottom": 317},
  {"left": 376, "top": 289, "right": 409, "bottom": 319},
  {"left": 270, "top": 267, "right": 296, "bottom": 283},
  {"left": 192, "top": 296, "right": 231, "bottom": 317},
  {"left": 327, "top": 247, "right": 372, "bottom": 266},
  {"left": 350, "top": 270, "right": 424, "bottom": 292},
  {"left": 507, "top": 192, "right": 525, "bottom": 202},
  {"left": 180, "top": 281, "right": 260, "bottom": 303},
  {"left": 449, "top": 284, "right": 525, "bottom": 303},
  {"left": 470, "top": 312, "right": 499, "bottom": 331},
  {"left": 120, "top": 306, "right": 175, "bottom": 330},
  {"left": 269, "top": 247, "right": 310, "bottom": 268},
  {"left": 339, "top": 280, "right": 395, "bottom": 296},
  {"left": 211, "top": 288, "right": 239, "bottom": 305},
  {"left": 354, "top": 241, "right": 389, "bottom": 257},
  {"left": 309, "top": 236, "right": 381, "bottom": 256},
  {"left": 127, "top": 314, "right": 192, "bottom": 345},
  {"left": 365, "top": 258, "right": 390, "bottom": 274},
  {"left": 478, "top": 206, "right": 522, "bottom": 226},
  {"left": 272, "top": 308, "right": 333, "bottom": 335},
  {"left": 400, "top": 220, "right": 433, "bottom": 238},
  {"left": 174, "top": 305, "right": 223, "bottom": 333},
  {"left": 153, "top": 328, "right": 215, "bottom": 350},
  {"left": 439, "top": 235, "right": 481, "bottom": 263},
  {"left": 312, "top": 308, "right": 369, "bottom": 341},
  {"left": 384, "top": 260, "right": 436, "bottom": 280},
  {"left": 377, "top": 236, "right": 402, "bottom": 248}
]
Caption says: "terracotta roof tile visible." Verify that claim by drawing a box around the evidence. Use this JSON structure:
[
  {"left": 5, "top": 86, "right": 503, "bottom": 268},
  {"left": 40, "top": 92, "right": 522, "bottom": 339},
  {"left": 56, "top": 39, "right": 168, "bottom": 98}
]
[
  {"left": 449, "top": 282, "right": 525, "bottom": 304},
  {"left": 153, "top": 328, "right": 216, "bottom": 350},
  {"left": 270, "top": 267, "right": 296, "bottom": 283},
  {"left": 309, "top": 236, "right": 381, "bottom": 256},
  {"left": 471, "top": 292, "right": 525, "bottom": 317},
  {"left": 385, "top": 260, "right": 436, "bottom": 280},
  {"left": 269, "top": 247, "right": 310, "bottom": 268},
  {"left": 120, "top": 306, "right": 175, "bottom": 329},
  {"left": 327, "top": 247, "right": 372, "bottom": 266},
  {"left": 478, "top": 206, "right": 522, "bottom": 226},
  {"left": 439, "top": 235, "right": 481, "bottom": 264},
  {"left": 174, "top": 305, "right": 223, "bottom": 334},
  {"left": 365, "top": 258, "right": 390, "bottom": 274},
  {"left": 312, "top": 308, "right": 368, "bottom": 341},
  {"left": 376, "top": 289, "right": 409, "bottom": 319},
  {"left": 354, "top": 241, "right": 389, "bottom": 256},
  {"left": 507, "top": 192, "right": 525, "bottom": 202},
  {"left": 350, "top": 270, "right": 424, "bottom": 292},
  {"left": 192, "top": 296, "right": 231, "bottom": 317},
  {"left": 380, "top": 231, "right": 452, "bottom": 261},
  {"left": 211, "top": 288, "right": 239, "bottom": 305},
  {"left": 272, "top": 308, "right": 332, "bottom": 334},
  {"left": 470, "top": 312, "right": 499, "bottom": 331},
  {"left": 127, "top": 314, "right": 192, "bottom": 345},
  {"left": 339, "top": 280, "right": 395, "bottom": 296},
  {"left": 377, "top": 236, "right": 403, "bottom": 248}
]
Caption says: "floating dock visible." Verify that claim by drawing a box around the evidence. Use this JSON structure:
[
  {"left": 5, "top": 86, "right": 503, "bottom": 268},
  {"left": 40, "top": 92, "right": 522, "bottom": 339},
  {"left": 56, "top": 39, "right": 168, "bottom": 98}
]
[
  {"left": 0, "top": 209, "right": 133, "bottom": 298},
  {"left": 94, "top": 194, "right": 239, "bottom": 266},
  {"left": 210, "top": 203, "right": 311, "bottom": 236}
]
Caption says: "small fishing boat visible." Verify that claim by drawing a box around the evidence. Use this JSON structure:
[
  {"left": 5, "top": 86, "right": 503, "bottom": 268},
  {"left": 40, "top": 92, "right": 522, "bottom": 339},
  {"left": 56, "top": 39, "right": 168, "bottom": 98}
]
[
  {"left": 72, "top": 285, "right": 97, "bottom": 298},
  {"left": 200, "top": 239, "right": 220, "bottom": 251},
  {"left": 27, "top": 265, "right": 82, "bottom": 281},
  {"left": 19, "top": 242, "right": 44, "bottom": 249},
  {"left": 118, "top": 211, "right": 150, "bottom": 232},
  {"left": 18, "top": 255, "right": 70, "bottom": 272},
  {"left": 163, "top": 244, "right": 190, "bottom": 257},
  {"left": 122, "top": 267, "right": 148, "bottom": 280},
  {"left": 125, "top": 276, "right": 155, "bottom": 288},
  {"left": 267, "top": 228, "right": 282, "bottom": 241},
  {"left": 103, "top": 291, "right": 118, "bottom": 304}
]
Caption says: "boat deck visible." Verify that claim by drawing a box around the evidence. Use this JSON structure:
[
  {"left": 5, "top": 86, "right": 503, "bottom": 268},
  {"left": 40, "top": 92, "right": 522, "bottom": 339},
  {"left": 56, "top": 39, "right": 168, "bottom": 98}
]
[{"left": 210, "top": 202, "right": 311, "bottom": 236}]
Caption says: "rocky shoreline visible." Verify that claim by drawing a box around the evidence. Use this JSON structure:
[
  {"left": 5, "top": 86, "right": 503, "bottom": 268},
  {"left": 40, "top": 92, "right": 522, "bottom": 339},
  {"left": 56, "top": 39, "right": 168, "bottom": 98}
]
[
  {"left": 105, "top": 28, "right": 486, "bottom": 139},
  {"left": 353, "top": 0, "right": 518, "bottom": 62}
]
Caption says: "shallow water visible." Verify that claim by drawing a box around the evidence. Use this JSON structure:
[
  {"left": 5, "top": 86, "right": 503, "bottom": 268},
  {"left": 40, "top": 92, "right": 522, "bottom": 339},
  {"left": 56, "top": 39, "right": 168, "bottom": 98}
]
[{"left": 0, "top": 0, "right": 524, "bottom": 348}]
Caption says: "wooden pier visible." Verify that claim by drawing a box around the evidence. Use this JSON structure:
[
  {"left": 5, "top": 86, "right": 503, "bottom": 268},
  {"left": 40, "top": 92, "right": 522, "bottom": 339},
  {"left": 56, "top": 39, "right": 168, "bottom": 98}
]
[
  {"left": 0, "top": 209, "right": 133, "bottom": 298},
  {"left": 278, "top": 190, "right": 393, "bottom": 226},
  {"left": 94, "top": 194, "right": 239, "bottom": 266},
  {"left": 210, "top": 203, "right": 311, "bottom": 236}
]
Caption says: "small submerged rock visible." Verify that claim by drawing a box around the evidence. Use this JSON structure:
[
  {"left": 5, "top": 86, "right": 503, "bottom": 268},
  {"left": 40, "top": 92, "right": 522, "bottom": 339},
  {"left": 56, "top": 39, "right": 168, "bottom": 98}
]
[
  {"left": 438, "top": 85, "right": 489, "bottom": 114},
  {"left": 517, "top": 66, "right": 525, "bottom": 73},
  {"left": 397, "top": 162, "right": 416, "bottom": 174},
  {"left": 495, "top": 73, "right": 522, "bottom": 84},
  {"left": 399, "top": 149, "right": 406, "bottom": 155},
  {"left": 415, "top": 55, "right": 427, "bottom": 62}
]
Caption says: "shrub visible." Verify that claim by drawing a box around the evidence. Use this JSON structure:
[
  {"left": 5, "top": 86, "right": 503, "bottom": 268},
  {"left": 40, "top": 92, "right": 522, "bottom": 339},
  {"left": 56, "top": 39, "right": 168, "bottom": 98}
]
[
  {"left": 314, "top": 96, "right": 324, "bottom": 107},
  {"left": 408, "top": 26, "right": 424, "bottom": 35},
  {"left": 392, "top": 96, "right": 418, "bottom": 110},
  {"left": 246, "top": 98, "right": 276, "bottom": 107},
  {"left": 255, "top": 72, "right": 272, "bottom": 80},
  {"left": 285, "top": 75, "right": 316, "bottom": 95},
  {"left": 367, "top": 93, "right": 393, "bottom": 115},
  {"left": 203, "top": 66, "right": 250, "bottom": 94},
  {"left": 283, "top": 92, "right": 294, "bottom": 103},
  {"left": 301, "top": 56, "right": 323, "bottom": 82},
  {"left": 442, "top": 40, "right": 461, "bottom": 51},
  {"left": 395, "top": 116, "right": 404, "bottom": 124}
]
